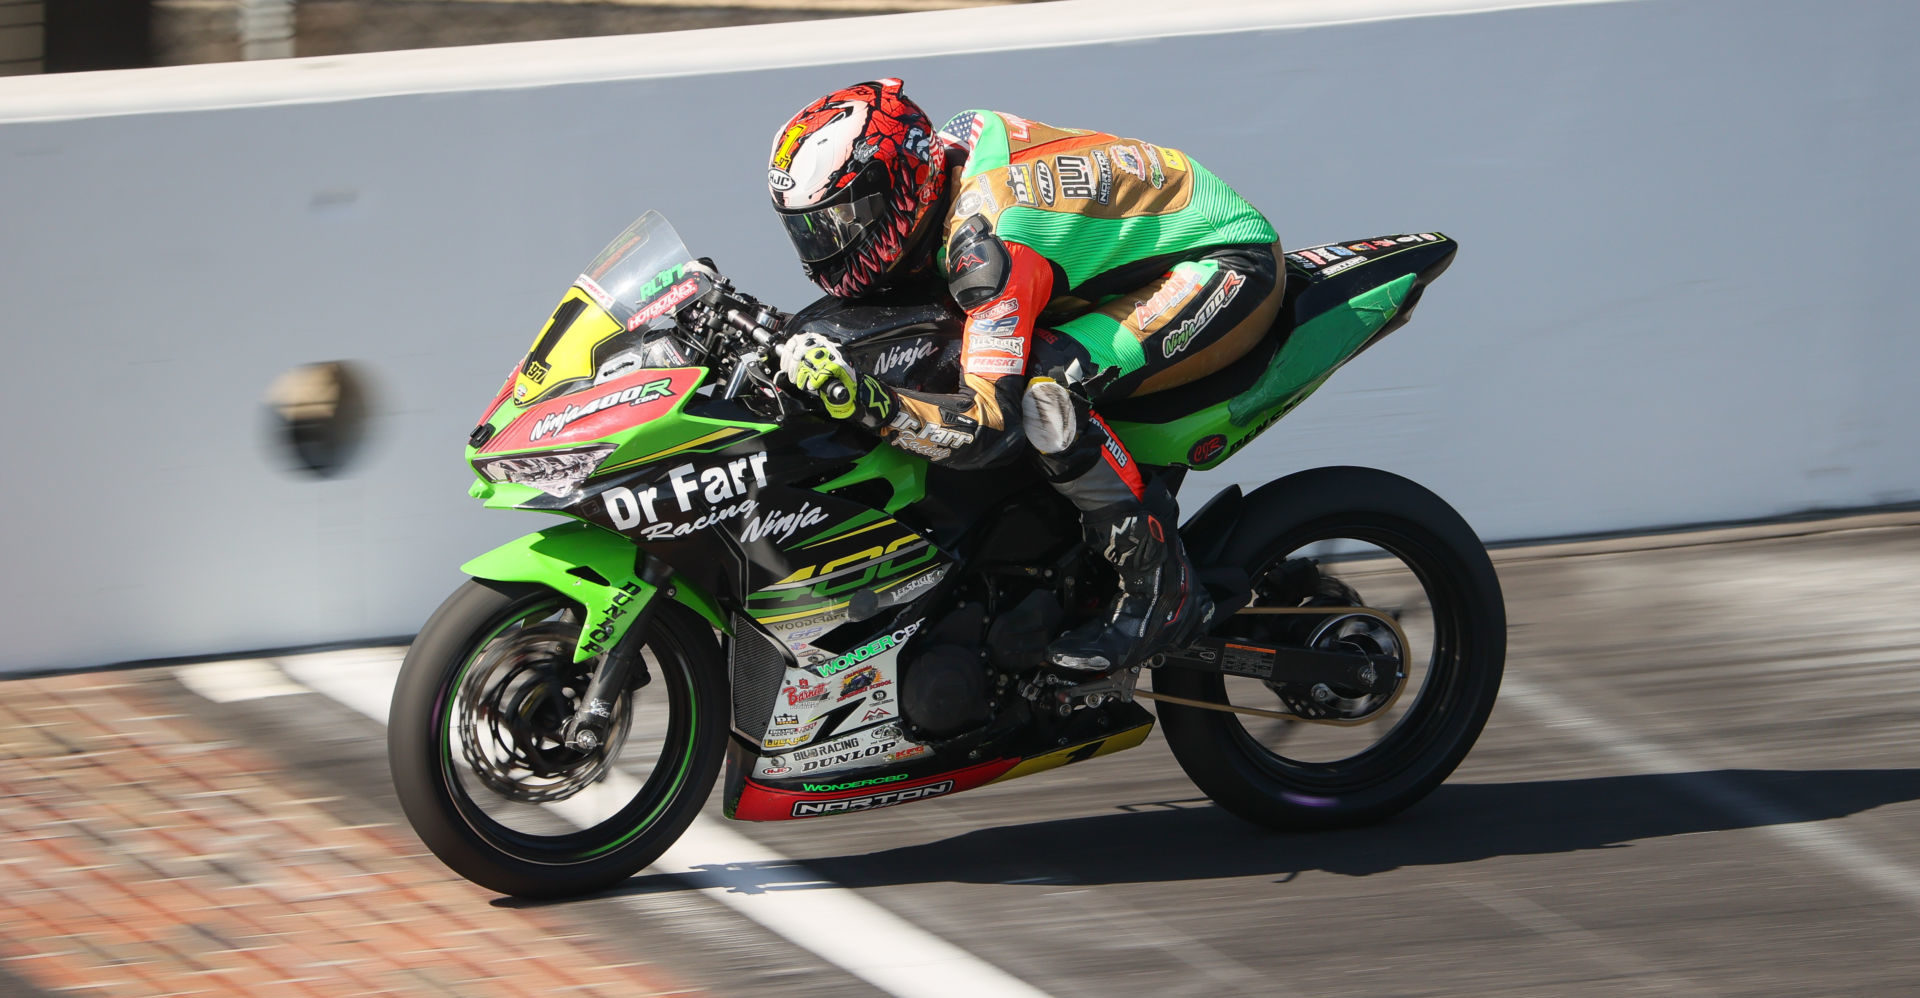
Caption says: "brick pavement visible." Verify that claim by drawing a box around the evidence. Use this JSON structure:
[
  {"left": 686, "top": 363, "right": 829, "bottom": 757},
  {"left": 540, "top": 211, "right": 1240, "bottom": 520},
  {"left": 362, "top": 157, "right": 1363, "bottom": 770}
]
[{"left": 0, "top": 670, "right": 699, "bottom": 997}]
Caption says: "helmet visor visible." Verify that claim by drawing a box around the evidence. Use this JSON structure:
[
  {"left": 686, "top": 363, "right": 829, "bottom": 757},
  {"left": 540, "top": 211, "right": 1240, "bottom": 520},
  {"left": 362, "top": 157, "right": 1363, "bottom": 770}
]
[{"left": 780, "top": 191, "right": 889, "bottom": 263}]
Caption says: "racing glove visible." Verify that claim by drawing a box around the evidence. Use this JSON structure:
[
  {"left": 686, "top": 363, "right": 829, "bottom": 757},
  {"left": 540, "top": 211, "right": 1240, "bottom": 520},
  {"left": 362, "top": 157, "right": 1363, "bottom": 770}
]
[{"left": 776, "top": 332, "right": 897, "bottom": 430}]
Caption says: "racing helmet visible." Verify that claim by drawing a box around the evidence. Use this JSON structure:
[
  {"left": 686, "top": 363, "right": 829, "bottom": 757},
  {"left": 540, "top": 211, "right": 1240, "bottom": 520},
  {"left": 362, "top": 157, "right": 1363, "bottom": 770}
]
[{"left": 767, "top": 79, "right": 948, "bottom": 298}]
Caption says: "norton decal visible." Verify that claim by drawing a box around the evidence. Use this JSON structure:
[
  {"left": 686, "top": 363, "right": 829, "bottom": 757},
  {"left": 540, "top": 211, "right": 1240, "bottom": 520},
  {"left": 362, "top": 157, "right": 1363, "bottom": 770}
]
[
  {"left": 1090, "top": 149, "right": 1114, "bottom": 205},
  {"left": 485, "top": 367, "right": 700, "bottom": 452},
  {"left": 530, "top": 377, "right": 673, "bottom": 442},
  {"left": 791, "top": 780, "right": 953, "bottom": 816}
]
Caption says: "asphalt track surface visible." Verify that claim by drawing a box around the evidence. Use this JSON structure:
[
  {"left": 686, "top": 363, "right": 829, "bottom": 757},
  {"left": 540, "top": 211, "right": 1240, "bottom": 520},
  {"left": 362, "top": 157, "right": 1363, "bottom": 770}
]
[{"left": 12, "top": 512, "right": 1920, "bottom": 996}]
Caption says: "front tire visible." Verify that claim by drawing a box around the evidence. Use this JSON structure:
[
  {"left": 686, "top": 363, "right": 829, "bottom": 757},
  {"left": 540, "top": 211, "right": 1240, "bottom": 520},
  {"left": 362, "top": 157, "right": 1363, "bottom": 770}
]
[
  {"left": 388, "top": 579, "right": 726, "bottom": 898},
  {"left": 1157, "top": 466, "right": 1505, "bottom": 830}
]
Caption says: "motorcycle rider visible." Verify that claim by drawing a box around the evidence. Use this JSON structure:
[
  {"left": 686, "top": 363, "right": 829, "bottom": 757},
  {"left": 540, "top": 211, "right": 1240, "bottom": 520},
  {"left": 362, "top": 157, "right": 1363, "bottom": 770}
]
[{"left": 769, "top": 79, "right": 1285, "bottom": 674}]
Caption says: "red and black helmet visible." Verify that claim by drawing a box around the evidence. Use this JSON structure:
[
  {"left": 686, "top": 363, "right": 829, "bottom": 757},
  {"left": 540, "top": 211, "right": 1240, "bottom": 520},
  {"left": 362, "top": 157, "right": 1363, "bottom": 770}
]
[{"left": 768, "top": 79, "right": 948, "bottom": 298}]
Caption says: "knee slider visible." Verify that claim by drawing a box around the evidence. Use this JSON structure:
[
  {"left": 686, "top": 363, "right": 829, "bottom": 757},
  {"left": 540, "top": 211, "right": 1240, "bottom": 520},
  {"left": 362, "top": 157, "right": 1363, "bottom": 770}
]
[{"left": 1021, "top": 377, "right": 1079, "bottom": 455}]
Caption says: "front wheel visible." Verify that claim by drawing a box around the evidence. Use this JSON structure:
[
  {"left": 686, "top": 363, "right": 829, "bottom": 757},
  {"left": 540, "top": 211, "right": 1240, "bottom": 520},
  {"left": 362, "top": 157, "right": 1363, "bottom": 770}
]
[
  {"left": 388, "top": 579, "right": 726, "bottom": 898},
  {"left": 1157, "top": 466, "right": 1506, "bottom": 830}
]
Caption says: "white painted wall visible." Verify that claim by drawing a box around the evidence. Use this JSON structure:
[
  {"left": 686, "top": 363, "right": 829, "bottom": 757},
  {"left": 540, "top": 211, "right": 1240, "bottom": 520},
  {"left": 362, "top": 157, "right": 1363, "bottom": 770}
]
[{"left": 0, "top": 0, "right": 1915, "bottom": 673}]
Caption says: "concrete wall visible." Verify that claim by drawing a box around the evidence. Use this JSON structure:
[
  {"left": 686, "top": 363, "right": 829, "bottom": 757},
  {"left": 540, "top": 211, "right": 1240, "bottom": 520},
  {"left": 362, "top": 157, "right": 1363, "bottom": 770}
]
[{"left": 0, "top": 0, "right": 1915, "bottom": 673}]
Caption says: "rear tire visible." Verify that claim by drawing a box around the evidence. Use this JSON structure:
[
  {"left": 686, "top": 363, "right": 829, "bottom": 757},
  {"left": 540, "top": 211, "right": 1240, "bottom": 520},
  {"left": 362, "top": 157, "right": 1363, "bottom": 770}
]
[
  {"left": 388, "top": 579, "right": 726, "bottom": 898},
  {"left": 1157, "top": 466, "right": 1505, "bottom": 830}
]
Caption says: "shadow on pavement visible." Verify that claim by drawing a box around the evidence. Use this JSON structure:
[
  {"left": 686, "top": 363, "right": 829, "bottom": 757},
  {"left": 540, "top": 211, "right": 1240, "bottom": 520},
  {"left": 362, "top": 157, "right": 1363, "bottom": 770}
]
[{"left": 596, "top": 768, "right": 1920, "bottom": 897}]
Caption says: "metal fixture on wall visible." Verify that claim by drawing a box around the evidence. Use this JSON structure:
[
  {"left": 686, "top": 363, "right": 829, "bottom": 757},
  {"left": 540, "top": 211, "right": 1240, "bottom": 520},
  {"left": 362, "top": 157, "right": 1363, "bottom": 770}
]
[
  {"left": 240, "top": 0, "right": 292, "bottom": 59},
  {"left": 267, "top": 361, "right": 372, "bottom": 478}
]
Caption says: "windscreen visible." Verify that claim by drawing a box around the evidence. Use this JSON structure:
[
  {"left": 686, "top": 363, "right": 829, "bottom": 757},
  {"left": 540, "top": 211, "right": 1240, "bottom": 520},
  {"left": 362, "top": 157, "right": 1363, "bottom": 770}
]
[
  {"left": 575, "top": 211, "right": 703, "bottom": 331},
  {"left": 510, "top": 212, "right": 710, "bottom": 406}
]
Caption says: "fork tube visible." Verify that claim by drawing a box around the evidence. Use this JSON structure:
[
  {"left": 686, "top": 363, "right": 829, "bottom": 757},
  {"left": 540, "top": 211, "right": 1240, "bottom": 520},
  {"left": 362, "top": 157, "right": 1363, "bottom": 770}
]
[{"left": 562, "top": 554, "right": 676, "bottom": 752}]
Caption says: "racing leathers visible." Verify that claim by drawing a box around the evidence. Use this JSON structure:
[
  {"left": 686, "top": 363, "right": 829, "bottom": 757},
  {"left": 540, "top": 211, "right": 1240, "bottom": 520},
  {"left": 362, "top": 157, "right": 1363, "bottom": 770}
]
[{"left": 792, "top": 110, "right": 1286, "bottom": 673}]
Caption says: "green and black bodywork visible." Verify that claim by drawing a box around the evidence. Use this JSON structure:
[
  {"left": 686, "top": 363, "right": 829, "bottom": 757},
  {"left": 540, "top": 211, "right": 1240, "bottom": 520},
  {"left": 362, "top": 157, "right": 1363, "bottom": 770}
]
[
  {"left": 453, "top": 215, "right": 1457, "bottom": 816},
  {"left": 388, "top": 212, "right": 1491, "bottom": 900}
]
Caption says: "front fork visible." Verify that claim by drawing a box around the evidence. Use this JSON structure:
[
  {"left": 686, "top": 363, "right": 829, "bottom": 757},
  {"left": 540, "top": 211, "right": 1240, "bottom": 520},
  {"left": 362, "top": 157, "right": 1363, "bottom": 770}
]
[
  {"left": 458, "top": 519, "right": 728, "bottom": 752},
  {"left": 559, "top": 554, "right": 676, "bottom": 752}
]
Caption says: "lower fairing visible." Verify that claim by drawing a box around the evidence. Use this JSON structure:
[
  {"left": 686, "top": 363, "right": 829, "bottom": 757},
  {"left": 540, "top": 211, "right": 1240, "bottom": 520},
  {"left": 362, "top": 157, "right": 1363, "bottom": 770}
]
[{"left": 723, "top": 709, "right": 1154, "bottom": 821}]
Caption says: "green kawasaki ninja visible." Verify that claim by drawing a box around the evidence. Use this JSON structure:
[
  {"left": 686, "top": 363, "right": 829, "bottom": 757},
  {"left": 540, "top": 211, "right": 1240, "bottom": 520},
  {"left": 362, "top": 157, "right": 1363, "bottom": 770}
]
[{"left": 387, "top": 212, "right": 1506, "bottom": 898}]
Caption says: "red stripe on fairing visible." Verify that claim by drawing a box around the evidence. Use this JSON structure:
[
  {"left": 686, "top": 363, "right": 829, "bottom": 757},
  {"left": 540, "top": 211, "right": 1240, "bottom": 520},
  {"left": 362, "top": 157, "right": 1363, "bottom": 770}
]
[
  {"left": 476, "top": 363, "right": 519, "bottom": 427},
  {"left": 731, "top": 758, "right": 1020, "bottom": 822},
  {"left": 478, "top": 366, "right": 704, "bottom": 454},
  {"left": 1089, "top": 413, "right": 1146, "bottom": 500}
]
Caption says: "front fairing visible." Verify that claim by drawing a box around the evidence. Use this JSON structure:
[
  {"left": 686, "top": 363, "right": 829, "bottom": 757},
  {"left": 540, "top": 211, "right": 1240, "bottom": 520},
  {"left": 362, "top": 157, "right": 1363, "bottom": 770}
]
[
  {"left": 465, "top": 212, "right": 769, "bottom": 508},
  {"left": 511, "top": 212, "right": 714, "bottom": 409}
]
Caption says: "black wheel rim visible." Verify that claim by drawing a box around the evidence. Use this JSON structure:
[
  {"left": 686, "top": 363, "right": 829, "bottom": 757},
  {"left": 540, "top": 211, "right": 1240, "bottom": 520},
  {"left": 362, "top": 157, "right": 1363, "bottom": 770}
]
[{"left": 1218, "top": 516, "right": 1475, "bottom": 792}]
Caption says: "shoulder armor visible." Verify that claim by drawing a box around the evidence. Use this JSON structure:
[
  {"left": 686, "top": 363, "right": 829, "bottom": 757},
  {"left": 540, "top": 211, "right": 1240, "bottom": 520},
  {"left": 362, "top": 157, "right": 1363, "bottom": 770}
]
[{"left": 945, "top": 215, "right": 1010, "bottom": 310}]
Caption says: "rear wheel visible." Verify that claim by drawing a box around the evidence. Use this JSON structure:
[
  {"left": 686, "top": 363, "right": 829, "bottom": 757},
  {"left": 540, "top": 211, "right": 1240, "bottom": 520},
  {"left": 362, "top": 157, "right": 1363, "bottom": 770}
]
[
  {"left": 388, "top": 579, "right": 726, "bottom": 898},
  {"left": 1156, "top": 466, "right": 1505, "bottom": 829}
]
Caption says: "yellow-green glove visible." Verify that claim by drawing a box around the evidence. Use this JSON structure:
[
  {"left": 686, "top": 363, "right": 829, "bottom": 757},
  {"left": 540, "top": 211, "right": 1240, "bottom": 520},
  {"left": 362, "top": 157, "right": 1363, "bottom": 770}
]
[{"left": 777, "top": 332, "right": 859, "bottom": 420}]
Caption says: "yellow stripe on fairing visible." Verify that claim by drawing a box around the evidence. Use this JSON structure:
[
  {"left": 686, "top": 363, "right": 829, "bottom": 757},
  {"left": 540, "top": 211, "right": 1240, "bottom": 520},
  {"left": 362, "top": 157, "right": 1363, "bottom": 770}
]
[
  {"left": 598, "top": 428, "right": 750, "bottom": 474},
  {"left": 755, "top": 601, "right": 853, "bottom": 625},
  {"left": 796, "top": 518, "right": 899, "bottom": 550},
  {"left": 988, "top": 720, "right": 1155, "bottom": 784}
]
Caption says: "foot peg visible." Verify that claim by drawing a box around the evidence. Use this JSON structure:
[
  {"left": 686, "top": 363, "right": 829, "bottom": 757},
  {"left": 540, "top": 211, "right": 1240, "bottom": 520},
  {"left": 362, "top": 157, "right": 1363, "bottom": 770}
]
[{"left": 1020, "top": 665, "right": 1142, "bottom": 716}]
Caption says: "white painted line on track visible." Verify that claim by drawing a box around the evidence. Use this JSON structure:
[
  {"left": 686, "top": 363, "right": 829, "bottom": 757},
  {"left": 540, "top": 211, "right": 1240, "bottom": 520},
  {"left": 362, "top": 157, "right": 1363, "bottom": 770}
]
[
  {"left": 176, "top": 659, "right": 311, "bottom": 702},
  {"left": 183, "top": 648, "right": 1058, "bottom": 998},
  {"left": 1502, "top": 675, "right": 1920, "bottom": 913}
]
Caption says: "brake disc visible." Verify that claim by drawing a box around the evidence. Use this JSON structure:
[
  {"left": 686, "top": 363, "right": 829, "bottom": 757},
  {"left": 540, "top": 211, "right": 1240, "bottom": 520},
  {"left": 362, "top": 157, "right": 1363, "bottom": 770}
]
[{"left": 456, "top": 622, "right": 632, "bottom": 804}]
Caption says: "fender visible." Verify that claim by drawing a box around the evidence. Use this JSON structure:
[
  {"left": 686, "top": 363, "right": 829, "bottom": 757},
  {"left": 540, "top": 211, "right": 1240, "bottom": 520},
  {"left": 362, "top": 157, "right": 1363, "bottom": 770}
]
[{"left": 461, "top": 520, "right": 728, "bottom": 663}]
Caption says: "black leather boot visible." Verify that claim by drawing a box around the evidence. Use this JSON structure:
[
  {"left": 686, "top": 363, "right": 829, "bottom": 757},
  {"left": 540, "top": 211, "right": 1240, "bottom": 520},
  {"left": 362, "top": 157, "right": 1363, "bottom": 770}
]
[
  {"left": 1022, "top": 379, "right": 1212, "bottom": 673},
  {"left": 1046, "top": 502, "right": 1210, "bottom": 672}
]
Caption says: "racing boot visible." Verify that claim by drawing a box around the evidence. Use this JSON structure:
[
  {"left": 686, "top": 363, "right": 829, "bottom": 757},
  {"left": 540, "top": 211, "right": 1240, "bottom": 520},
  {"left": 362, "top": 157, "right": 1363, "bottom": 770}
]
[
  {"left": 1047, "top": 502, "right": 1210, "bottom": 672},
  {"left": 1024, "top": 378, "right": 1212, "bottom": 673}
]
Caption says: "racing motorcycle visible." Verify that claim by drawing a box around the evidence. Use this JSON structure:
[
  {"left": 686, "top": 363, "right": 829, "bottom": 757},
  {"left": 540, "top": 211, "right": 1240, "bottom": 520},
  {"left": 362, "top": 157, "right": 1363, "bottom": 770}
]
[{"left": 387, "top": 212, "right": 1506, "bottom": 899}]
